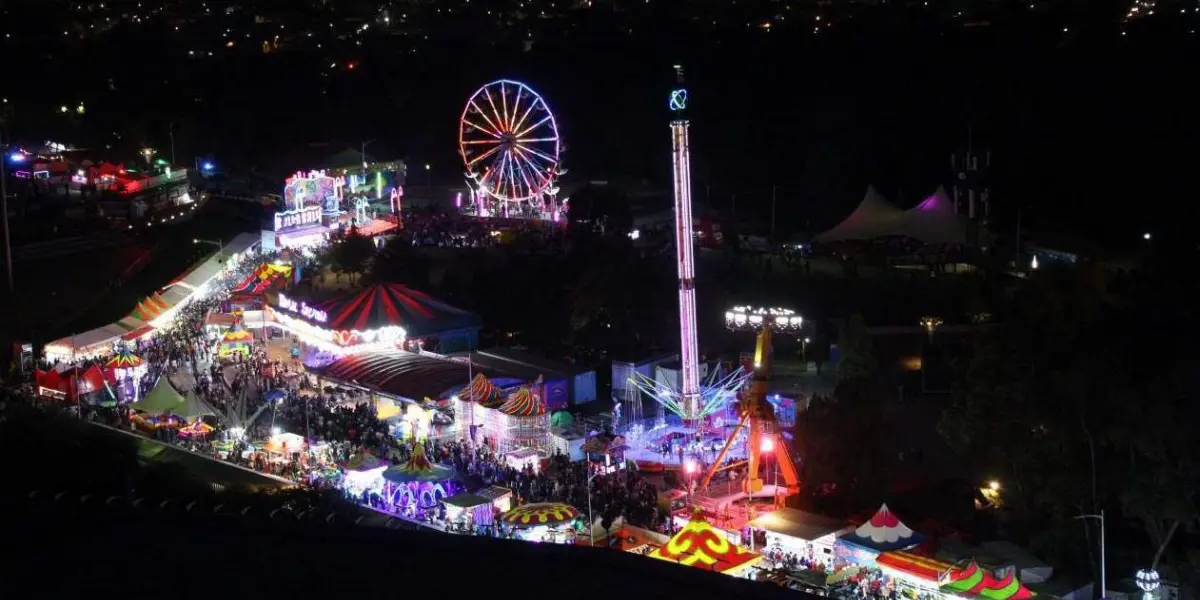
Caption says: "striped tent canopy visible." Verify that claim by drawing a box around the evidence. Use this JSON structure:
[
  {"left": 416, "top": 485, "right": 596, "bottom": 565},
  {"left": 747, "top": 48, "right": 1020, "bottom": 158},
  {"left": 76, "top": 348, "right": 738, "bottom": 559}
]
[
  {"left": 382, "top": 443, "right": 455, "bottom": 483},
  {"left": 876, "top": 551, "right": 957, "bottom": 583},
  {"left": 499, "top": 386, "right": 546, "bottom": 417},
  {"left": 463, "top": 372, "right": 498, "bottom": 404},
  {"left": 310, "top": 283, "right": 481, "bottom": 337},
  {"left": 231, "top": 263, "right": 292, "bottom": 296},
  {"left": 129, "top": 297, "right": 164, "bottom": 321},
  {"left": 940, "top": 560, "right": 1035, "bottom": 600},
  {"left": 104, "top": 348, "right": 145, "bottom": 370},
  {"left": 149, "top": 292, "right": 170, "bottom": 311},
  {"left": 222, "top": 322, "right": 253, "bottom": 344},
  {"left": 841, "top": 503, "right": 924, "bottom": 552}
]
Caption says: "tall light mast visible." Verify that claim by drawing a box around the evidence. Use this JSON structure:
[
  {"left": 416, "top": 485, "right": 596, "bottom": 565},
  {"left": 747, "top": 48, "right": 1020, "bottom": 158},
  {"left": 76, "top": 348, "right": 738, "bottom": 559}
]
[{"left": 669, "top": 65, "right": 700, "bottom": 424}]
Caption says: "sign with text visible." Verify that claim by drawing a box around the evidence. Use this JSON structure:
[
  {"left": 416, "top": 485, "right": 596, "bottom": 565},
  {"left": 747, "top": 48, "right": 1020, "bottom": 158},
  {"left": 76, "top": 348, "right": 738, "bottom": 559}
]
[
  {"left": 274, "top": 205, "right": 322, "bottom": 231},
  {"left": 278, "top": 293, "right": 328, "bottom": 323}
]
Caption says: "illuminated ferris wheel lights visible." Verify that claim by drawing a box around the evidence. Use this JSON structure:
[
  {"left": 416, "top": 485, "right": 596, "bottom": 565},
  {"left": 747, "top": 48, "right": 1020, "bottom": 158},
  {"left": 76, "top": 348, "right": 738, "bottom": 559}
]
[{"left": 458, "top": 79, "right": 561, "bottom": 205}]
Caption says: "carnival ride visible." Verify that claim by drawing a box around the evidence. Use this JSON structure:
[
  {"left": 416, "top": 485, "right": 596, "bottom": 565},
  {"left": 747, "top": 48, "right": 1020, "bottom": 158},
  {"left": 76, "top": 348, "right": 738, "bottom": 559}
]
[
  {"left": 696, "top": 307, "right": 803, "bottom": 504},
  {"left": 458, "top": 79, "right": 564, "bottom": 219}
]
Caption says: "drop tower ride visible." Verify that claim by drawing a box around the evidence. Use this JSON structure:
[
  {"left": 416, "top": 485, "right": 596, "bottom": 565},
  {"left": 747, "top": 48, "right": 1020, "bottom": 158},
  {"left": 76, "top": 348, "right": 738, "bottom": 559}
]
[{"left": 668, "top": 65, "right": 701, "bottom": 424}]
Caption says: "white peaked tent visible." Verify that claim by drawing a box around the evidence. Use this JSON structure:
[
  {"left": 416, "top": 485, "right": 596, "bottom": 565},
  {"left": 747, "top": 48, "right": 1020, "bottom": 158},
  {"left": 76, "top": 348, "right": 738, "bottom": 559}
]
[
  {"left": 814, "top": 186, "right": 905, "bottom": 243},
  {"left": 839, "top": 503, "right": 924, "bottom": 553},
  {"left": 892, "top": 186, "right": 971, "bottom": 245}
]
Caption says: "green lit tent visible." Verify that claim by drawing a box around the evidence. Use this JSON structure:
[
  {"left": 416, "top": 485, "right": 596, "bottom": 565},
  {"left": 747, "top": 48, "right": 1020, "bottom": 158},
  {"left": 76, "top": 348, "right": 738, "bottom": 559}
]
[
  {"left": 550, "top": 411, "right": 574, "bottom": 429},
  {"left": 167, "top": 391, "right": 219, "bottom": 419},
  {"left": 131, "top": 377, "right": 186, "bottom": 414}
]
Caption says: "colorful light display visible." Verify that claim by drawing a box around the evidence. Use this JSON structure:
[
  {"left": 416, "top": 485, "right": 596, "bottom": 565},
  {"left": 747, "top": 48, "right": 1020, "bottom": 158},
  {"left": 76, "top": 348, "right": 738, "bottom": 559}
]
[
  {"left": 725, "top": 306, "right": 803, "bottom": 330},
  {"left": 279, "top": 170, "right": 342, "bottom": 231},
  {"left": 670, "top": 65, "right": 700, "bottom": 422},
  {"left": 278, "top": 293, "right": 328, "bottom": 323},
  {"left": 501, "top": 502, "right": 579, "bottom": 527},
  {"left": 458, "top": 79, "right": 562, "bottom": 208},
  {"left": 649, "top": 509, "right": 761, "bottom": 573}
]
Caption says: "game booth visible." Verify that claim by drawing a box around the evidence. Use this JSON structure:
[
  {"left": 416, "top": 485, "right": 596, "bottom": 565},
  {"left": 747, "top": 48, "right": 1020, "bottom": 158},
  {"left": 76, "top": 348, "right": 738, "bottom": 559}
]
[
  {"left": 218, "top": 319, "right": 253, "bottom": 358},
  {"left": 35, "top": 364, "right": 115, "bottom": 406}
]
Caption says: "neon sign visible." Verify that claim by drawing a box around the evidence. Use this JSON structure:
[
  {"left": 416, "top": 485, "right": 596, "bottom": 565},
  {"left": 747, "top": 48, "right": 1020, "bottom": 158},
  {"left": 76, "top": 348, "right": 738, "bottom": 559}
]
[
  {"left": 669, "top": 89, "right": 688, "bottom": 112},
  {"left": 278, "top": 293, "right": 328, "bottom": 323},
  {"left": 274, "top": 206, "right": 322, "bottom": 231}
]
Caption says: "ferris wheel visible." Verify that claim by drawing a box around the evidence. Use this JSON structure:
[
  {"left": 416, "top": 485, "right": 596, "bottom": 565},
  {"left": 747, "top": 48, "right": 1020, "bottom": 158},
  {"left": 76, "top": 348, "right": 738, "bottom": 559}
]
[{"left": 458, "top": 79, "right": 562, "bottom": 207}]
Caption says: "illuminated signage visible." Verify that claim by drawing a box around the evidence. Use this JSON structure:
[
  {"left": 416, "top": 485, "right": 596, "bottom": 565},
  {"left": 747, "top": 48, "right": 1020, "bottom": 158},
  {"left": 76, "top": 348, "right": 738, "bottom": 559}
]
[
  {"left": 274, "top": 205, "right": 322, "bottom": 231},
  {"left": 669, "top": 89, "right": 688, "bottom": 112},
  {"left": 278, "top": 293, "right": 328, "bottom": 323}
]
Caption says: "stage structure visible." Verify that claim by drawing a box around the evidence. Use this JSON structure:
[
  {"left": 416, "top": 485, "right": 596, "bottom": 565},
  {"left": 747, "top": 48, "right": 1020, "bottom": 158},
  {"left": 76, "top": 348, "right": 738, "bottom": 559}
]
[{"left": 669, "top": 65, "right": 701, "bottom": 425}]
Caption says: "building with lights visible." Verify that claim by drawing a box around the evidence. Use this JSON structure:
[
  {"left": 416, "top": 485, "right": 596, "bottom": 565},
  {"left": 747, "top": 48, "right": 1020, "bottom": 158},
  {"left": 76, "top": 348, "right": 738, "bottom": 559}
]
[{"left": 265, "top": 283, "right": 481, "bottom": 356}]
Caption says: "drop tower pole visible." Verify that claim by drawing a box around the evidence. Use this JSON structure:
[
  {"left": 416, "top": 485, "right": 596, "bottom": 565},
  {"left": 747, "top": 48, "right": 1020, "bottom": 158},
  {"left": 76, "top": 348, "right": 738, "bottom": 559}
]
[{"left": 669, "top": 66, "right": 701, "bottom": 425}]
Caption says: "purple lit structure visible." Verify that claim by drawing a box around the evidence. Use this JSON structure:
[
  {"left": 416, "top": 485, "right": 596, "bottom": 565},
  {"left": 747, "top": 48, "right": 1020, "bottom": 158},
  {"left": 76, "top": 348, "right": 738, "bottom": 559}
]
[{"left": 669, "top": 65, "right": 701, "bottom": 424}]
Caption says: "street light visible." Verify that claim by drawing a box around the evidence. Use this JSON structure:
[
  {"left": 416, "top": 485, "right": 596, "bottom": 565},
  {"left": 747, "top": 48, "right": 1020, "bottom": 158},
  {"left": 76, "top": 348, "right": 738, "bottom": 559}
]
[
  {"left": 425, "top": 163, "right": 431, "bottom": 187},
  {"left": 1075, "top": 511, "right": 1106, "bottom": 600},
  {"left": 193, "top": 238, "right": 222, "bottom": 253},
  {"left": 586, "top": 468, "right": 602, "bottom": 546},
  {"left": 140, "top": 147, "right": 156, "bottom": 166}
]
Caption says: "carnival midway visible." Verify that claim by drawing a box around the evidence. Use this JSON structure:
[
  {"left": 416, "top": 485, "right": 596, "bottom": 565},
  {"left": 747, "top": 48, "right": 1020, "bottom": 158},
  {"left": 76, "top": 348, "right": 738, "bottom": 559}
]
[{"left": 16, "top": 73, "right": 1050, "bottom": 600}]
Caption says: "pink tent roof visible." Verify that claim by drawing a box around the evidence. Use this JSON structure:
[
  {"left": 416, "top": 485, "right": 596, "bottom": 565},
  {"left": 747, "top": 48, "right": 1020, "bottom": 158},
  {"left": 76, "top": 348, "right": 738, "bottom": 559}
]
[{"left": 892, "top": 186, "right": 970, "bottom": 245}]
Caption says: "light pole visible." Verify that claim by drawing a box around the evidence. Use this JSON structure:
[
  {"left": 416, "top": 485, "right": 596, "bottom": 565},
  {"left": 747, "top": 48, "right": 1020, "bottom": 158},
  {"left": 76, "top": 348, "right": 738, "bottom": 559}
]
[
  {"left": 193, "top": 238, "right": 222, "bottom": 251},
  {"left": 1075, "top": 511, "right": 1106, "bottom": 600},
  {"left": 0, "top": 120, "right": 14, "bottom": 294},
  {"left": 141, "top": 147, "right": 156, "bottom": 167},
  {"left": 802, "top": 337, "right": 810, "bottom": 363},
  {"left": 361, "top": 139, "right": 375, "bottom": 175},
  {"left": 424, "top": 163, "right": 431, "bottom": 187},
  {"left": 586, "top": 468, "right": 601, "bottom": 546}
]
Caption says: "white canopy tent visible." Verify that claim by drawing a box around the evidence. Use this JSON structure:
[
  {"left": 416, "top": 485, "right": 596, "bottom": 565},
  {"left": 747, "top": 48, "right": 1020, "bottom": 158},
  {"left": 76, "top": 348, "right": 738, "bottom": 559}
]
[{"left": 813, "top": 186, "right": 904, "bottom": 243}]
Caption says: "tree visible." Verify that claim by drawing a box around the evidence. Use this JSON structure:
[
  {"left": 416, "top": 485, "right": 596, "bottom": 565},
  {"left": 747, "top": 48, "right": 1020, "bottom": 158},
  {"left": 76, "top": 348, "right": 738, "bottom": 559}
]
[
  {"left": 836, "top": 314, "right": 876, "bottom": 380},
  {"left": 939, "top": 262, "right": 1200, "bottom": 585},
  {"left": 331, "top": 226, "right": 375, "bottom": 284}
]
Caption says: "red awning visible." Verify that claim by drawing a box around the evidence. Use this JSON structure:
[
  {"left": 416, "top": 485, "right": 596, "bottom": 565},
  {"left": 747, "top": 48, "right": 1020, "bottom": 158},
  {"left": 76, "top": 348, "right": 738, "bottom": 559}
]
[{"left": 122, "top": 324, "right": 156, "bottom": 341}]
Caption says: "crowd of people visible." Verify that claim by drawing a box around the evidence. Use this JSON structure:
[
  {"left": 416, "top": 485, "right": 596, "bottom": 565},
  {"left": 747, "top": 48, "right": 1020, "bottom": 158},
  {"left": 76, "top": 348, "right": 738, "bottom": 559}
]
[{"left": 26, "top": 239, "right": 675, "bottom": 542}]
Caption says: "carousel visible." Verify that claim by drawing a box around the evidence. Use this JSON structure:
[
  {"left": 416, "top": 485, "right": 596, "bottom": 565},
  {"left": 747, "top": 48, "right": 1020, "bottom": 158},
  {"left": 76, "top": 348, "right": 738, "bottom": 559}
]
[
  {"left": 376, "top": 444, "right": 457, "bottom": 514},
  {"left": 500, "top": 502, "right": 580, "bottom": 544}
]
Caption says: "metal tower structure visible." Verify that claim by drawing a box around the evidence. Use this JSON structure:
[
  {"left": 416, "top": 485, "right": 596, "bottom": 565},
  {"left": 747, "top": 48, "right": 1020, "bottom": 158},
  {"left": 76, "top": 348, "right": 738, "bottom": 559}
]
[
  {"left": 950, "top": 128, "right": 990, "bottom": 221},
  {"left": 669, "top": 65, "right": 701, "bottom": 424}
]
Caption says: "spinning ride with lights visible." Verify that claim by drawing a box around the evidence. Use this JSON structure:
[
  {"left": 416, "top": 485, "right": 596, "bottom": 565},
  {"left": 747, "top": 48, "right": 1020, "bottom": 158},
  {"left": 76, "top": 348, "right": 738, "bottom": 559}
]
[
  {"left": 695, "top": 306, "right": 802, "bottom": 503},
  {"left": 458, "top": 79, "right": 563, "bottom": 218}
]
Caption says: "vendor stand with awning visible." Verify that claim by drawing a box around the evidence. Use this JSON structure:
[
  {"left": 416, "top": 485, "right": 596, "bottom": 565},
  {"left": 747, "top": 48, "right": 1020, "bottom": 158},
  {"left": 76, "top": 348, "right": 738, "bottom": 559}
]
[
  {"left": 875, "top": 551, "right": 959, "bottom": 596},
  {"left": 441, "top": 493, "right": 496, "bottom": 531},
  {"left": 747, "top": 508, "right": 853, "bottom": 571}
]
